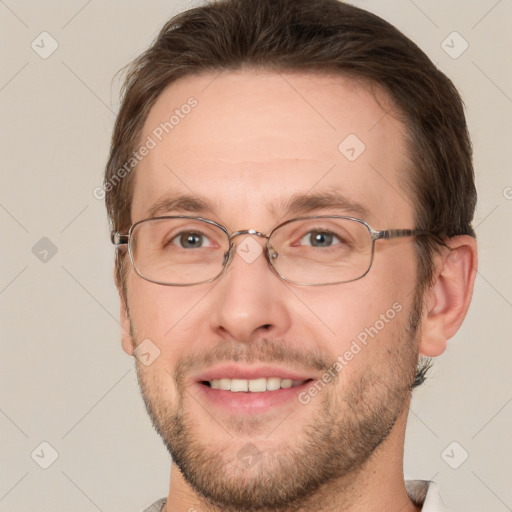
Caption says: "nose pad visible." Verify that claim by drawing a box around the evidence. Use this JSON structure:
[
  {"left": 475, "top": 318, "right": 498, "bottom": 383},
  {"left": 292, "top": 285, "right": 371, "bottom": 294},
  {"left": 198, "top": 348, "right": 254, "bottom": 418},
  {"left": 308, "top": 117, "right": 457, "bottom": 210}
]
[
  {"left": 222, "top": 246, "right": 235, "bottom": 270},
  {"left": 266, "top": 245, "right": 282, "bottom": 280},
  {"left": 268, "top": 245, "right": 279, "bottom": 261}
]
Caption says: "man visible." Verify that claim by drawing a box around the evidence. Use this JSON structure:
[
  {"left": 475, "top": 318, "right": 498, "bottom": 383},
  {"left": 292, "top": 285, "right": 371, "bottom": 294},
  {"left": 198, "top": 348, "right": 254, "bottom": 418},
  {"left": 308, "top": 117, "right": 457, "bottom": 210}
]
[{"left": 103, "top": 0, "right": 477, "bottom": 510}]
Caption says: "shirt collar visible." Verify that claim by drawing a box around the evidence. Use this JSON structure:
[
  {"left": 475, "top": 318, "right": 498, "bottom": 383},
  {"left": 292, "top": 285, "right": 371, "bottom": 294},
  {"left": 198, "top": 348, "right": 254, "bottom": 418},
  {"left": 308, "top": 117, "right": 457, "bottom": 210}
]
[{"left": 405, "top": 480, "right": 453, "bottom": 511}]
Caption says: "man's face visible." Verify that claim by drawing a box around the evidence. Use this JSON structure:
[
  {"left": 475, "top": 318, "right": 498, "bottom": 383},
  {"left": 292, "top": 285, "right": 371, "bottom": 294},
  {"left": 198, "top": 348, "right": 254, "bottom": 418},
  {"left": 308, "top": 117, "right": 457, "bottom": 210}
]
[{"left": 123, "top": 71, "right": 422, "bottom": 511}]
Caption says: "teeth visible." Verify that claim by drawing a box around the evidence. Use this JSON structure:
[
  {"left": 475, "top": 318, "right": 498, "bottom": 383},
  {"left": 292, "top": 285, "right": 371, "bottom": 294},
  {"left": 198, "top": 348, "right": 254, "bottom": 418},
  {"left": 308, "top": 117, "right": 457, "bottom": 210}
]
[
  {"left": 249, "top": 378, "right": 266, "bottom": 392},
  {"left": 208, "top": 377, "right": 304, "bottom": 392}
]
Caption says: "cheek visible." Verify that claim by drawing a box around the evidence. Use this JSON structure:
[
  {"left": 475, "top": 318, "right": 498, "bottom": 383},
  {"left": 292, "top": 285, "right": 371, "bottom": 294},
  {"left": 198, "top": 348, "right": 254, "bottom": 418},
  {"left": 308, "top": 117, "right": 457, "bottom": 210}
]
[
  {"left": 126, "top": 274, "right": 215, "bottom": 359},
  {"left": 290, "top": 285, "right": 400, "bottom": 346},
  {"left": 288, "top": 253, "right": 416, "bottom": 363}
]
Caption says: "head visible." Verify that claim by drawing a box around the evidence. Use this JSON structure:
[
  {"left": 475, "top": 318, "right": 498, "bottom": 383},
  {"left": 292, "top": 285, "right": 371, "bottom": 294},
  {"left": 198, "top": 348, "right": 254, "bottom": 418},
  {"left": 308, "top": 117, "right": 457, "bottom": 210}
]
[{"left": 104, "top": 1, "right": 477, "bottom": 510}]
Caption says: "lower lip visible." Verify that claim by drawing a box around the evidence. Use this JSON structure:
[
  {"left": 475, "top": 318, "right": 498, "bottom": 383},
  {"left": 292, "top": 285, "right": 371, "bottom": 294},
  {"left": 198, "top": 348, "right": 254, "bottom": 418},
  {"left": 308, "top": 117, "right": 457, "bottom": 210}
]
[{"left": 195, "top": 380, "right": 313, "bottom": 415}]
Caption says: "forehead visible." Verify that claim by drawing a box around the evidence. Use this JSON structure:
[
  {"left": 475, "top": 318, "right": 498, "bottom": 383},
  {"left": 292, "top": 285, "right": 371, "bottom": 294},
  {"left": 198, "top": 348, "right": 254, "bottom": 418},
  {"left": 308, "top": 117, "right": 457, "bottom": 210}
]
[{"left": 131, "top": 70, "right": 414, "bottom": 229}]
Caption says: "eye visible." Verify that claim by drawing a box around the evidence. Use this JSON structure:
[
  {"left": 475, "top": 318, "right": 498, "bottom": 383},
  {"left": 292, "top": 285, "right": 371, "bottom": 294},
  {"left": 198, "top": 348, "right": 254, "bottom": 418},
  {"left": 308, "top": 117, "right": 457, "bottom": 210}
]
[
  {"left": 170, "top": 231, "right": 211, "bottom": 249},
  {"left": 299, "top": 230, "right": 342, "bottom": 247}
]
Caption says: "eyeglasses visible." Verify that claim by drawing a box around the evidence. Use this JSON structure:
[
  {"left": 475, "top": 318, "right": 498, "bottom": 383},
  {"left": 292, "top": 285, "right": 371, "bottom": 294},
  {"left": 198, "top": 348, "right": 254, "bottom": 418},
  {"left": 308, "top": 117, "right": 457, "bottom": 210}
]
[{"left": 111, "top": 215, "right": 431, "bottom": 286}]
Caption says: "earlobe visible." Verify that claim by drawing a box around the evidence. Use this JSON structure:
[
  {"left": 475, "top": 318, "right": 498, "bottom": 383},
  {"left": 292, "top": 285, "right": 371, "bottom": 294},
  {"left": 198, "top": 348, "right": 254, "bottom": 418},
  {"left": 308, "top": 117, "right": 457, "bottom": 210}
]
[
  {"left": 418, "top": 235, "right": 478, "bottom": 357},
  {"left": 419, "top": 318, "right": 447, "bottom": 357}
]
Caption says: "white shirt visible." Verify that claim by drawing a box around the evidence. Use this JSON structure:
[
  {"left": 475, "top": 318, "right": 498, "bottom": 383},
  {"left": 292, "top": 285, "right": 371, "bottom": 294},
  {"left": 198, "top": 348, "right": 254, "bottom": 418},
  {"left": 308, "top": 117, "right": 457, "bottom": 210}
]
[
  {"left": 406, "top": 480, "right": 453, "bottom": 511},
  {"left": 143, "top": 480, "right": 452, "bottom": 511}
]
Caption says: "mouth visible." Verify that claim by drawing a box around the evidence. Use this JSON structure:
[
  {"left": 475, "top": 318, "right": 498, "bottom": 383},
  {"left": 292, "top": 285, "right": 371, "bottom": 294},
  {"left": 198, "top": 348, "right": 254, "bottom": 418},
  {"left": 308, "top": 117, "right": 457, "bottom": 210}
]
[{"left": 192, "top": 365, "right": 316, "bottom": 414}]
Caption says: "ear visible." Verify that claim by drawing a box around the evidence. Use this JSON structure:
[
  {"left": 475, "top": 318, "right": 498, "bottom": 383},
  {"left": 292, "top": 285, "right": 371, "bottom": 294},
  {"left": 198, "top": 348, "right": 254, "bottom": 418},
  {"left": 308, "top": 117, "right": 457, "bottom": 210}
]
[
  {"left": 115, "top": 264, "right": 135, "bottom": 356},
  {"left": 120, "top": 298, "right": 135, "bottom": 356},
  {"left": 419, "top": 235, "right": 478, "bottom": 357}
]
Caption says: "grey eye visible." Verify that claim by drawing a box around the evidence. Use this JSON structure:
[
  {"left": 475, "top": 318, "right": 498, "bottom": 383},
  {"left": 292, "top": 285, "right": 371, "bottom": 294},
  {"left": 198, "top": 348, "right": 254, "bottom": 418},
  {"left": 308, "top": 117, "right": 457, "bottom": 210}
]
[
  {"left": 300, "top": 230, "right": 340, "bottom": 247},
  {"left": 172, "top": 232, "right": 209, "bottom": 249}
]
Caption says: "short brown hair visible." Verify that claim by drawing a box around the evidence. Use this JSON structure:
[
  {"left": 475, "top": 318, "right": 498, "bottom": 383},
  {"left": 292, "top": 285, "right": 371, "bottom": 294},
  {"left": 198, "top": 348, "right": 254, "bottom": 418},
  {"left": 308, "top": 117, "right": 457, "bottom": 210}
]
[{"left": 105, "top": 0, "right": 476, "bottom": 309}]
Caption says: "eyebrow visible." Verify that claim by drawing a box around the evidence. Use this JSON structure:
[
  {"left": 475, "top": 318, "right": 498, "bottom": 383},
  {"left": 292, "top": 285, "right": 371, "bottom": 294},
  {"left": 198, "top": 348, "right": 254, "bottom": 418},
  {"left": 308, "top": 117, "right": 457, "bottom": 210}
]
[
  {"left": 145, "top": 190, "right": 371, "bottom": 221},
  {"left": 146, "top": 194, "right": 218, "bottom": 218},
  {"left": 277, "top": 191, "right": 371, "bottom": 220}
]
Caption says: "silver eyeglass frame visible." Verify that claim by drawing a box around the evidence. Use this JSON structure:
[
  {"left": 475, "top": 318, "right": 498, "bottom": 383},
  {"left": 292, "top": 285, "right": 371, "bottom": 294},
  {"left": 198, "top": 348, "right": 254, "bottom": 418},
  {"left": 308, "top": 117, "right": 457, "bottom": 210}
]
[{"left": 111, "top": 215, "right": 432, "bottom": 287}]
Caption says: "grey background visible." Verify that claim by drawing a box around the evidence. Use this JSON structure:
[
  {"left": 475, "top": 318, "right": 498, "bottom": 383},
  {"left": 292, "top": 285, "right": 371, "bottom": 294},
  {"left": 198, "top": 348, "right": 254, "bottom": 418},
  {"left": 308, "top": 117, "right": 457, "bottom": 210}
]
[{"left": 1, "top": 1, "right": 511, "bottom": 511}]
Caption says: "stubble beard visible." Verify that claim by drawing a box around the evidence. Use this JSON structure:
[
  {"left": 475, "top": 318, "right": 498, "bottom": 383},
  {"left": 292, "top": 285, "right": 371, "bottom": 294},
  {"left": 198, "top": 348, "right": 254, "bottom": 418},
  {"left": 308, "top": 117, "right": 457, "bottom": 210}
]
[{"left": 134, "top": 294, "right": 422, "bottom": 512}]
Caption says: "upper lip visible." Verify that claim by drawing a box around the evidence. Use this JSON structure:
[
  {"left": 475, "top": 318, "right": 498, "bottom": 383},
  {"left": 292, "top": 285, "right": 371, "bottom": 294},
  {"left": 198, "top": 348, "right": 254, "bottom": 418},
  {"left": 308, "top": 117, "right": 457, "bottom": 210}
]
[{"left": 193, "top": 364, "right": 316, "bottom": 383}]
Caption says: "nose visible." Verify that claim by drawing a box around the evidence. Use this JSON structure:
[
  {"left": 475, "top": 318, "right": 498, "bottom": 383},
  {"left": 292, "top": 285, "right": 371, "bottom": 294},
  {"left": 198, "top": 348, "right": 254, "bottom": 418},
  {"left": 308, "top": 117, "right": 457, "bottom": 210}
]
[{"left": 209, "top": 233, "right": 292, "bottom": 343}]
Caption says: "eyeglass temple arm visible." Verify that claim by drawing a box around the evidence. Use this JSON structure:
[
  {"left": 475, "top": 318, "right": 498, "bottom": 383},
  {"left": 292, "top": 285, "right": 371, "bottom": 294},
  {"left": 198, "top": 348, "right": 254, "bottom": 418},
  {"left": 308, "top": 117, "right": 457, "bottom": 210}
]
[
  {"left": 373, "top": 229, "right": 432, "bottom": 241},
  {"left": 111, "top": 231, "right": 129, "bottom": 246}
]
